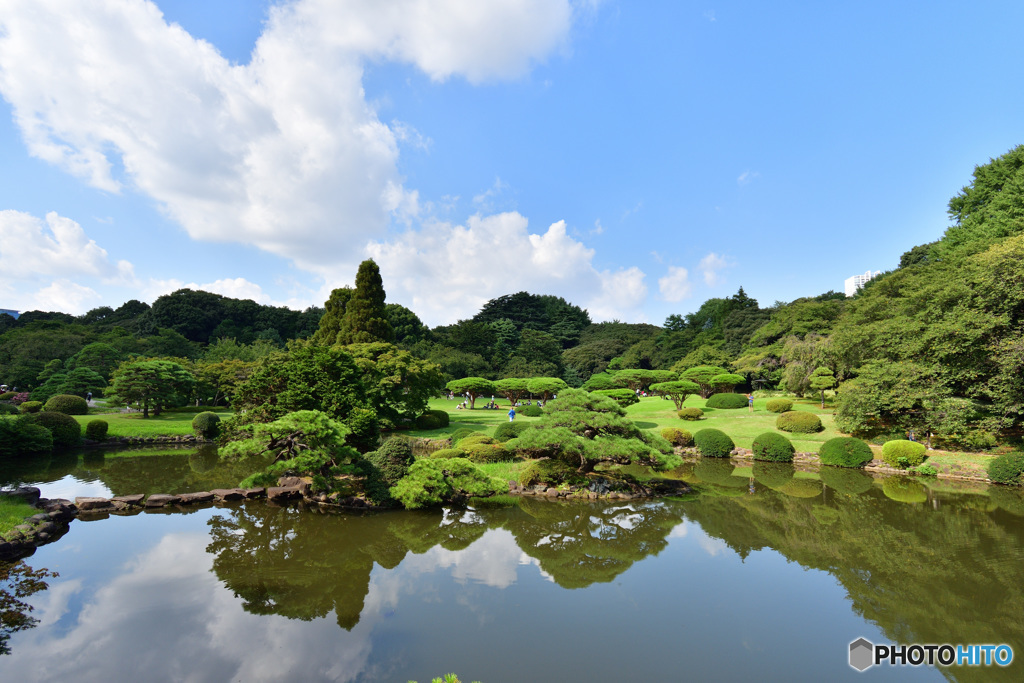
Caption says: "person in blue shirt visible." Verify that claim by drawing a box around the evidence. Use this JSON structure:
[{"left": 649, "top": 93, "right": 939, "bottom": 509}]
[{"left": 508, "top": 407, "right": 516, "bottom": 422}]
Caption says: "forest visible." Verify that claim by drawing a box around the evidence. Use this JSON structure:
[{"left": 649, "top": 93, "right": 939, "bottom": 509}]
[{"left": 2, "top": 145, "right": 1024, "bottom": 450}]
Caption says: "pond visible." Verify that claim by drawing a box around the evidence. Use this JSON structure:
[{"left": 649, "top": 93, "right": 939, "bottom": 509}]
[{"left": 1, "top": 451, "right": 1023, "bottom": 681}]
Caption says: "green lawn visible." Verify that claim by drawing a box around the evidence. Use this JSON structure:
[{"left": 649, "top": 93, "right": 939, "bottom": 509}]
[
  {"left": 0, "top": 497, "right": 38, "bottom": 535},
  {"left": 72, "top": 412, "right": 232, "bottom": 438}
]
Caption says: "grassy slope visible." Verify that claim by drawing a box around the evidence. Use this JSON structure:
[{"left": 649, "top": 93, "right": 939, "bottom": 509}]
[{"left": 71, "top": 411, "right": 232, "bottom": 438}]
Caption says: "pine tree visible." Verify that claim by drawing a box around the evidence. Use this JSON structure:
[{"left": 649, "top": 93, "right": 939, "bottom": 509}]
[
  {"left": 338, "top": 260, "right": 394, "bottom": 344},
  {"left": 312, "top": 286, "right": 353, "bottom": 345}
]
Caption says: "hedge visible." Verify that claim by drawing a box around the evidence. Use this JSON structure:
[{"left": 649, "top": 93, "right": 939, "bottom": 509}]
[
  {"left": 516, "top": 405, "right": 543, "bottom": 417},
  {"left": 751, "top": 432, "right": 794, "bottom": 462},
  {"left": 987, "top": 453, "right": 1024, "bottom": 486},
  {"left": 818, "top": 437, "right": 874, "bottom": 468},
  {"left": 775, "top": 411, "right": 823, "bottom": 433},
  {"left": 693, "top": 428, "right": 734, "bottom": 458},
  {"left": 18, "top": 401, "right": 43, "bottom": 414},
  {"left": 880, "top": 439, "right": 927, "bottom": 468},
  {"left": 660, "top": 427, "right": 694, "bottom": 448},
  {"left": 765, "top": 398, "right": 793, "bottom": 413},
  {"left": 463, "top": 442, "right": 514, "bottom": 464},
  {"left": 677, "top": 408, "right": 704, "bottom": 421},
  {"left": 85, "top": 419, "right": 109, "bottom": 441},
  {"left": 192, "top": 412, "right": 222, "bottom": 439},
  {"left": 705, "top": 393, "right": 748, "bottom": 409},
  {"left": 43, "top": 394, "right": 89, "bottom": 415},
  {"left": 31, "top": 411, "right": 81, "bottom": 448},
  {"left": 0, "top": 416, "right": 53, "bottom": 456},
  {"left": 415, "top": 414, "right": 443, "bottom": 430},
  {"left": 493, "top": 421, "right": 531, "bottom": 442}
]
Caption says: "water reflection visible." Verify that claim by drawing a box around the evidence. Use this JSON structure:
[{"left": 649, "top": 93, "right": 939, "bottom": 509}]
[{"left": 0, "top": 560, "right": 58, "bottom": 655}]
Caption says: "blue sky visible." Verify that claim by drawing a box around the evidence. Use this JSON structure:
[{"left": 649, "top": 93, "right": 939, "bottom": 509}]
[{"left": 1, "top": 0, "right": 1022, "bottom": 327}]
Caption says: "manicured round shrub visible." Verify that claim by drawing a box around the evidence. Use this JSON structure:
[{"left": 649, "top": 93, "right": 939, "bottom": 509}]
[
  {"left": 85, "top": 419, "right": 109, "bottom": 441},
  {"left": 882, "top": 476, "right": 927, "bottom": 504},
  {"left": 591, "top": 389, "right": 640, "bottom": 408},
  {"left": 448, "top": 428, "right": 477, "bottom": 445},
  {"left": 775, "top": 411, "right": 823, "bottom": 434},
  {"left": 705, "top": 393, "right": 748, "bottom": 409},
  {"left": 880, "top": 439, "right": 927, "bottom": 468},
  {"left": 518, "top": 459, "right": 584, "bottom": 488},
  {"left": 366, "top": 438, "right": 414, "bottom": 486},
  {"left": 427, "top": 447, "right": 468, "bottom": 459},
  {"left": 0, "top": 403, "right": 17, "bottom": 415},
  {"left": 463, "top": 442, "right": 513, "bottom": 464},
  {"left": 0, "top": 416, "right": 53, "bottom": 456},
  {"left": 751, "top": 432, "right": 794, "bottom": 462},
  {"left": 493, "top": 421, "right": 530, "bottom": 442},
  {"left": 18, "top": 401, "right": 43, "bottom": 414},
  {"left": 987, "top": 453, "right": 1024, "bottom": 486},
  {"left": 752, "top": 461, "right": 795, "bottom": 489},
  {"left": 765, "top": 398, "right": 794, "bottom": 413},
  {"left": 191, "top": 411, "right": 222, "bottom": 439},
  {"left": 414, "top": 413, "right": 442, "bottom": 430},
  {"left": 818, "top": 437, "right": 874, "bottom": 468},
  {"left": 660, "top": 427, "right": 694, "bottom": 448},
  {"left": 693, "top": 428, "right": 735, "bottom": 458},
  {"left": 778, "top": 478, "right": 823, "bottom": 498},
  {"left": 819, "top": 466, "right": 875, "bottom": 495},
  {"left": 31, "top": 411, "right": 82, "bottom": 448},
  {"left": 0, "top": 392, "right": 15, "bottom": 401},
  {"left": 516, "top": 405, "right": 543, "bottom": 417},
  {"left": 424, "top": 408, "right": 450, "bottom": 428},
  {"left": 677, "top": 407, "right": 704, "bottom": 421},
  {"left": 459, "top": 434, "right": 496, "bottom": 448},
  {"left": 43, "top": 394, "right": 89, "bottom": 415}
]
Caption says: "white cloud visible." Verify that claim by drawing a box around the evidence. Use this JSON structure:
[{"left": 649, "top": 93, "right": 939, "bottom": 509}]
[
  {"left": 27, "top": 280, "right": 103, "bottom": 314},
  {"left": 699, "top": 252, "right": 730, "bottom": 286},
  {"left": 143, "top": 276, "right": 272, "bottom": 305},
  {"left": 367, "top": 212, "right": 647, "bottom": 325},
  {"left": 0, "top": 210, "right": 128, "bottom": 281},
  {"left": 0, "top": 0, "right": 579, "bottom": 271},
  {"left": 658, "top": 266, "right": 692, "bottom": 302},
  {"left": 737, "top": 170, "right": 760, "bottom": 185}
]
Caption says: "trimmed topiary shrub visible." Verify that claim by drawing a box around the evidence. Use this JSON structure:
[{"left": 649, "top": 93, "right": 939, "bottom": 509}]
[
  {"left": 880, "top": 439, "right": 927, "bottom": 468},
  {"left": 493, "top": 421, "right": 530, "bottom": 442},
  {"left": 459, "top": 434, "right": 496, "bottom": 448},
  {"left": 751, "top": 432, "right": 794, "bottom": 462},
  {"left": 987, "top": 453, "right": 1024, "bottom": 486},
  {"left": 516, "top": 405, "right": 543, "bottom": 417},
  {"left": 677, "top": 407, "right": 704, "bottom": 421},
  {"left": 0, "top": 416, "right": 54, "bottom": 456},
  {"left": 463, "top": 442, "right": 513, "bottom": 464},
  {"left": 765, "top": 398, "right": 793, "bottom": 413},
  {"left": 427, "top": 447, "right": 468, "bottom": 459},
  {"left": 591, "top": 389, "right": 640, "bottom": 408},
  {"left": 18, "top": 401, "right": 43, "bottom": 414},
  {"left": 43, "top": 394, "right": 89, "bottom": 415},
  {"left": 660, "top": 427, "right": 694, "bottom": 448},
  {"left": 0, "top": 392, "right": 15, "bottom": 401},
  {"left": 882, "top": 476, "right": 927, "bottom": 503},
  {"left": 448, "top": 428, "right": 477, "bottom": 445},
  {"left": 191, "top": 411, "right": 221, "bottom": 439},
  {"left": 819, "top": 437, "right": 874, "bottom": 468},
  {"left": 752, "top": 461, "right": 795, "bottom": 489},
  {"left": 424, "top": 408, "right": 449, "bottom": 427},
  {"left": 705, "top": 393, "right": 748, "bottom": 409},
  {"left": 819, "top": 466, "right": 875, "bottom": 495},
  {"left": 414, "top": 413, "right": 442, "bottom": 430},
  {"left": 31, "top": 411, "right": 82, "bottom": 448},
  {"left": 775, "top": 411, "right": 823, "bottom": 433},
  {"left": 364, "top": 437, "right": 416, "bottom": 504},
  {"left": 85, "top": 419, "right": 109, "bottom": 441},
  {"left": 693, "top": 428, "right": 734, "bottom": 458},
  {"left": 518, "top": 459, "right": 585, "bottom": 488}
]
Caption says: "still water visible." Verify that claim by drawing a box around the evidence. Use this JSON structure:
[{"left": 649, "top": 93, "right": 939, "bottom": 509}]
[{"left": 2, "top": 452, "right": 1023, "bottom": 682}]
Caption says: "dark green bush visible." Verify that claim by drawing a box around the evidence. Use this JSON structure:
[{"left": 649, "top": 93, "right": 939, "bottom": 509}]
[
  {"left": 427, "top": 448, "right": 468, "bottom": 459},
  {"left": 493, "top": 421, "right": 530, "bottom": 442},
  {"left": 516, "top": 405, "right": 543, "bottom": 417},
  {"left": 751, "top": 432, "right": 794, "bottom": 462},
  {"left": 0, "top": 403, "right": 17, "bottom": 415},
  {"left": 414, "top": 414, "right": 442, "bottom": 430},
  {"left": 693, "top": 428, "right": 734, "bottom": 458},
  {"left": 818, "top": 437, "right": 874, "bottom": 468},
  {"left": 448, "top": 428, "right": 477, "bottom": 445},
  {"left": 424, "top": 408, "right": 450, "bottom": 427},
  {"left": 775, "top": 411, "right": 823, "bottom": 434},
  {"left": 0, "top": 416, "right": 53, "bottom": 456},
  {"left": 705, "top": 393, "right": 748, "bottom": 409},
  {"left": 987, "top": 453, "right": 1024, "bottom": 486},
  {"left": 42, "top": 394, "right": 89, "bottom": 415},
  {"left": 819, "top": 466, "right": 875, "bottom": 495},
  {"left": 518, "top": 459, "right": 585, "bottom": 488},
  {"left": 639, "top": 430, "right": 674, "bottom": 454},
  {"left": 591, "top": 389, "right": 640, "bottom": 408},
  {"left": 752, "top": 461, "right": 795, "bottom": 489},
  {"left": 85, "top": 419, "right": 109, "bottom": 441},
  {"left": 344, "top": 407, "right": 380, "bottom": 453},
  {"left": 0, "top": 392, "right": 15, "bottom": 401},
  {"left": 880, "top": 439, "right": 927, "bottom": 468},
  {"left": 660, "top": 427, "right": 694, "bottom": 448},
  {"left": 364, "top": 437, "right": 415, "bottom": 505},
  {"left": 18, "top": 401, "right": 43, "bottom": 414},
  {"left": 882, "top": 476, "right": 927, "bottom": 503},
  {"left": 765, "top": 398, "right": 793, "bottom": 413},
  {"left": 31, "top": 411, "right": 81, "bottom": 448},
  {"left": 191, "top": 411, "right": 222, "bottom": 439},
  {"left": 677, "top": 407, "right": 704, "bottom": 421}
]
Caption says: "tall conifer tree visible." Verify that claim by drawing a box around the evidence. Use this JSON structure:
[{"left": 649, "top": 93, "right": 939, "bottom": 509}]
[
  {"left": 338, "top": 260, "right": 394, "bottom": 344},
  {"left": 312, "top": 286, "right": 353, "bottom": 345}
]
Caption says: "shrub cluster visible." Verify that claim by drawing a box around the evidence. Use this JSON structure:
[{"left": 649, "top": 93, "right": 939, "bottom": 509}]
[
  {"left": 677, "top": 407, "right": 704, "bottom": 421},
  {"left": 364, "top": 437, "right": 415, "bottom": 504},
  {"left": 693, "top": 428, "right": 734, "bottom": 458},
  {"left": 30, "top": 411, "right": 81, "bottom": 448},
  {"left": 18, "top": 401, "right": 43, "bottom": 414},
  {"left": 517, "top": 459, "right": 584, "bottom": 488},
  {"left": 427, "top": 447, "right": 468, "bottom": 459},
  {"left": 415, "top": 413, "right": 443, "bottom": 430},
  {"left": 463, "top": 442, "right": 513, "bottom": 464},
  {"left": 0, "top": 403, "right": 17, "bottom": 415},
  {"left": 191, "top": 412, "right": 222, "bottom": 439},
  {"left": 705, "top": 393, "right": 748, "bottom": 409},
  {"left": 751, "top": 432, "right": 794, "bottom": 462},
  {"left": 448, "top": 428, "right": 477, "bottom": 445},
  {"left": 591, "top": 389, "right": 639, "bottom": 408},
  {"left": 493, "top": 421, "right": 530, "bottom": 442},
  {"left": 85, "top": 419, "right": 109, "bottom": 441},
  {"left": 818, "top": 437, "right": 874, "bottom": 468},
  {"left": 0, "top": 392, "right": 15, "bottom": 401},
  {"left": 516, "top": 405, "right": 543, "bottom": 417},
  {"left": 660, "top": 427, "right": 694, "bottom": 448},
  {"left": 459, "top": 434, "right": 496, "bottom": 448},
  {"left": 43, "top": 394, "right": 89, "bottom": 415},
  {"left": 425, "top": 408, "right": 450, "bottom": 427},
  {"left": 880, "top": 439, "right": 927, "bottom": 468},
  {"left": 987, "top": 453, "right": 1024, "bottom": 486},
  {"left": 765, "top": 398, "right": 794, "bottom": 413},
  {"left": 775, "top": 411, "right": 823, "bottom": 433},
  {"left": 0, "top": 416, "right": 54, "bottom": 456}
]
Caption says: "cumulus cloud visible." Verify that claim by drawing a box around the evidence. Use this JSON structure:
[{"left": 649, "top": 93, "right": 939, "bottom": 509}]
[
  {"left": 658, "top": 266, "right": 692, "bottom": 302},
  {"left": 737, "top": 170, "right": 759, "bottom": 185},
  {"left": 698, "top": 252, "right": 730, "bottom": 286},
  {"left": 367, "top": 212, "right": 647, "bottom": 325},
  {"left": 144, "top": 276, "right": 273, "bottom": 305},
  {"left": 0, "top": 210, "right": 131, "bottom": 281},
  {"left": 0, "top": 0, "right": 580, "bottom": 271}
]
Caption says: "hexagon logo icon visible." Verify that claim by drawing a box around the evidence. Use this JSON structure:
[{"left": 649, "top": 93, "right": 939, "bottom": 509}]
[{"left": 849, "top": 638, "right": 874, "bottom": 671}]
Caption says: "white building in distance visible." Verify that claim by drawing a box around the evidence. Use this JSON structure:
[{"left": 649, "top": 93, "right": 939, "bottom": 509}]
[{"left": 844, "top": 271, "right": 881, "bottom": 297}]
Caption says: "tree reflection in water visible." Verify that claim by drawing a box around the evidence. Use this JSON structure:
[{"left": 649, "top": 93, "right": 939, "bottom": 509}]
[{"left": 0, "top": 560, "right": 58, "bottom": 656}]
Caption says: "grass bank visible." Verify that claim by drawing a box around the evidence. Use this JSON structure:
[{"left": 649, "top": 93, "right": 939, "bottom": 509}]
[
  {"left": 0, "top": 497, "right": 38, "bottom": 535},
  {"left": 72, "top": 411, "right": 232, "bottom": 438}
]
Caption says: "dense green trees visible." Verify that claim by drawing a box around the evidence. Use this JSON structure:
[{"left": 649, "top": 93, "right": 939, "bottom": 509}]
[
  {"left": 338, "top": 260, "right": 394, "bottom": 345},
  {"left": 107, "top": 359, "right": 196, "bottom": 417}
]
